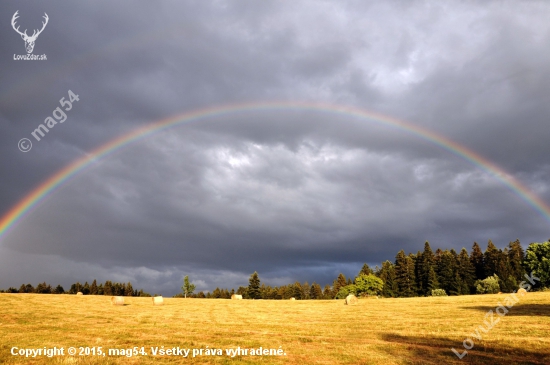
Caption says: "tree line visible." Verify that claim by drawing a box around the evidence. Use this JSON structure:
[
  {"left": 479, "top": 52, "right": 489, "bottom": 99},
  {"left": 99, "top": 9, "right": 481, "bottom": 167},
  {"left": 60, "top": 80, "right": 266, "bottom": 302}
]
[
  {"left": 2, "top": 240, "right": 549, "bottom": 298},
  {"left": 0, "top": 279, "right": 153, "bottom": 297},
  {"left": 183, "top": 240, "right": 550, "bottom": 299}
]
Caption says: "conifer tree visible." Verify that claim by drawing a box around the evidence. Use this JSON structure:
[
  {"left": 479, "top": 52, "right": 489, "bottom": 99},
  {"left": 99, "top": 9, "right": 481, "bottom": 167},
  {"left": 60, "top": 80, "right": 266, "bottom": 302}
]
[
  {"left": 103, "top": 281, "right": 113, "bottom": 295},
  {"left": 436, "top": 250, "right": 455, "bottom": 294},
  {"left": 310, "top": 283, "right": 323, "bottom": 299},
  {"left": 36, "top": 282, "right": 52, "bottom": 294},
  {"left": 212, "top": 287, "right": 221, "bottom": 298},
  {"left": 82, "top": 282, "right": 90, "bottom": 295},
  {"left": 377, "top": 260, "right": 398, "bottom": 298},
  {"left": 322, "top": 284, "right": 332, "bottom": 299},
  {"left": 358, "top": 263, "right": 374, "bottom": 277},
  {"left": 484, "top": 240, "right": 500, "bottom": 278},
  {"left": 427, "top": 266, "right": 440, "bottom": 293},
  {"left": 508, "top": 239, "right": 525, "bottom": 282},
  {"left": 90, "top": 280, "right": 98, "bottom": 295},
  {"left": 125, "top": 282, "right": 134, "bottom": 296},
  {"left": 333, "top": 273, "right": 347, "bottom": 297},
  {"left": 276, "top": 286, "right": 286, "bottom": 300},
  {"left": 248, "top": 271, "right": 261, "bottom": 299},
  {"left": 292, "top": 282, "right": 303, "bottom": 299},
  {"left": 70, "top": 282, "right": 82, "bottom": 294},
  {"left": 413, "top": 250, "right": 423, "bottom": 295},
  {"left": 301, "top": 282, "right": 310, "bottom": 300},
  {"left": 470, "top": 242, "right": 485, "bottom": 280},
  {"left": 418, "top": 241, "right": 436, "bottom": 296},
  {"left": 458, "top": 248, "right": 476, "bottom": 294},
  {"left": 449, "top": 272, "right": 463, "bottom": 295},
  {"left": 395, "top": 250, "right": 417, "bottom": 297}
]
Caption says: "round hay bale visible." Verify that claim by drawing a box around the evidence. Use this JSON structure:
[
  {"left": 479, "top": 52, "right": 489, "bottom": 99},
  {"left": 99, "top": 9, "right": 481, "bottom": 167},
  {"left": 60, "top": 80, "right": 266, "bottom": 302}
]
[
  {"left": 152, "top": 296, "right": 164, "bottom": 306},
  {"left": 345, "top": 294, "right": 358, "bottom": 305},
  {"left": 111, "top": 296, "right": 124, "bottom": 306},
  {"left": 76, "top": 292, "right": 83, "bottom": 295},
  {"left": 498, "top": 292, "right": 502, "bottom": 294},
  {"left": 231, "top": 294, "right": 242, "bottom": 300},
  {"left": 517, "top": 288, "right": 527, "bottom": 296},
  {"left": 289, "top": 297, "right": 296, "bottom": 301}
]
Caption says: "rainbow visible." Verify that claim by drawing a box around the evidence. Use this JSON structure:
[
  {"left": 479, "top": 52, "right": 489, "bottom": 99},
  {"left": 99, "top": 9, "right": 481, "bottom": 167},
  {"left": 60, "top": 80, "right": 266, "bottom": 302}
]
[{"left": 1, "top": 101, "right": 549, "bottom": 242}]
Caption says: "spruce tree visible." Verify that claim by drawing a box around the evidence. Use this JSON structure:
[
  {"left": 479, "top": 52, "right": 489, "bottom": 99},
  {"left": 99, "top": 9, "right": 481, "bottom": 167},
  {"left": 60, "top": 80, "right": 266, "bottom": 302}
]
[
  {"left": 212, "top": 287, "right": 221, "bottom": 298},
  {"left": 508, "top": 239, "right": 525, "bottom": 282},
  {"left": 333, "top": 273, "right": 347, "bottom": 297},
  {"left": 90, "top": 280, "right": 98, "bottom": 295},
  {"left": 484, "top": 240, "right": 500, "bottom": 278},
  {"left": 470, "top": 242, "right": 485, "bottom": 280},
  {"left": 427, "top": 266, "right": 440, "bottom": 294},
  {"left": 378, "top": 260, "right": 398, "bottom": 297},
  {"left": 322, "top": 284, "right": 332, "bottom": 299},
  {"left": 310, "top": 283, "right": 323, "bottom": 299},
  {"left": 413, "top": 250, "right": 423, "bottom": 295},
  {"left": 291, "top": 282, "right": 302, "bottom": 299},
  {"left": 104, "top": 281, "right": 113, "bottom": 295},
  {"left": 436, "top": 250, "right": 455, "bottom": 294},
  {"left": 125, "top": 282, "right": 134, "bottom": 296},
  {"left": 450, "top": 272, "right": 464, "bottom": 295},
  {"left": 248, "top": 271, "right": 261, "bottom": 299},
  {"left": 358, "top": 263, "right": 374, "bottom": 277},
  {"left": 395, "top": 250, "right": 417, "bottom": 297},
  {"left": 301, "top": 282, "right": 310, "bottom": 300},
  {"left": 458, "top": 248, "right": 476, "bottom": 294},
  {"left": 419, "top": 241, "right": 436, "bottom": 296}
]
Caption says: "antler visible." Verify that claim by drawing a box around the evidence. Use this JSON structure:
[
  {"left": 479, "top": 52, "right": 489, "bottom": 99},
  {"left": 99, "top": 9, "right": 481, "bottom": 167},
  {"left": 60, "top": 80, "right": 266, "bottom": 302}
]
[
  {"left": 11, "top": 10, "right": 28, "bottom": 37},
  {"left": 30, "top": 13, "right": 49, "bottom": 39}
]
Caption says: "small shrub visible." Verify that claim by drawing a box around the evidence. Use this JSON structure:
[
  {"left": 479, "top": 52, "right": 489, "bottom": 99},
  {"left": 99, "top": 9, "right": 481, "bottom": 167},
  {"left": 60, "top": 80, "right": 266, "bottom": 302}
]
[
  {"left": 431, "top": 289, "right": 448, "bottom": 297},
  {"left": 475, "top": 275, "right": 500, "bottom": 294},
  {"left": 336, "top": 285, "right": 356, "bottom": 299}
]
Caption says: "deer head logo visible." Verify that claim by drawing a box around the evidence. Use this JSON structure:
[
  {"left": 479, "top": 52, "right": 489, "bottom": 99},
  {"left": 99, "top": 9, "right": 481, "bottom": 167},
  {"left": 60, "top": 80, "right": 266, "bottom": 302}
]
[{"left": 11, "top": 11, "right": 49, "bottom": 54}]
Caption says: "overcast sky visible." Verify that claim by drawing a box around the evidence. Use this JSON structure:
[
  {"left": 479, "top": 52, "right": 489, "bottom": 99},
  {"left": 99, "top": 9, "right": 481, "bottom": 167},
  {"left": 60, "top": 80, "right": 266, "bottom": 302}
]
[{"left": 1, "top": 1, "right": 549, "bottom": 295}]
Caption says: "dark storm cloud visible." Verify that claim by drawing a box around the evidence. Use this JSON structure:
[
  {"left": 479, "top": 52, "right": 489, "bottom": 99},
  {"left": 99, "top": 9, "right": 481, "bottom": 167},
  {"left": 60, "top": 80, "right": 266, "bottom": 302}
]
[{"left": 1, "top": 1, "right": 549, "bottom": 295}]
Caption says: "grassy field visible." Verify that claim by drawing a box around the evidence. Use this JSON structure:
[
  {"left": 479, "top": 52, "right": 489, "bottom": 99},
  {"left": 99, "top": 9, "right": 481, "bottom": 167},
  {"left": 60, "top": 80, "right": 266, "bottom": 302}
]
[{"left": 1, "top": 293, "right": 549, "bottom": 364}]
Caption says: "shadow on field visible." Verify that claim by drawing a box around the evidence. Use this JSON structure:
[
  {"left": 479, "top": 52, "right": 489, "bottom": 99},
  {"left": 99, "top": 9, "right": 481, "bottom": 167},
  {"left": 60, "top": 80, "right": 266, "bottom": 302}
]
[
  {"left": 379, "top": 333, "right": 550, "bottom": 365},
  {"left": 462, "top": 304, "right": 550, "bottom": 317}
]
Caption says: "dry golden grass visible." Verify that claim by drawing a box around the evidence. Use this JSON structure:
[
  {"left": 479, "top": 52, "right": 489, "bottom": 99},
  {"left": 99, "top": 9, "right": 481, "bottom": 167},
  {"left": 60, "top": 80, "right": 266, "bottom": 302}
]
[{"left": 0, "top": 293, "right": 549, "bottom": 364}]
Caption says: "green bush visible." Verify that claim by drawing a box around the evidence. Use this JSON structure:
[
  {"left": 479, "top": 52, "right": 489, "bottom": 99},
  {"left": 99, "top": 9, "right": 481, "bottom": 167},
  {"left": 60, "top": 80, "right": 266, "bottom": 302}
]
[
  {"left": 354, "top": 274, "right": 384, "bottom": 297},
  {"left": 431, "top": 289, "right": 448, "bottom": 296},
  {"left": 475, "top": 275, "right": 500, "bottom": 294},
  {"left": 336, "top": 285, "right": 356, "bottom": 299}
]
